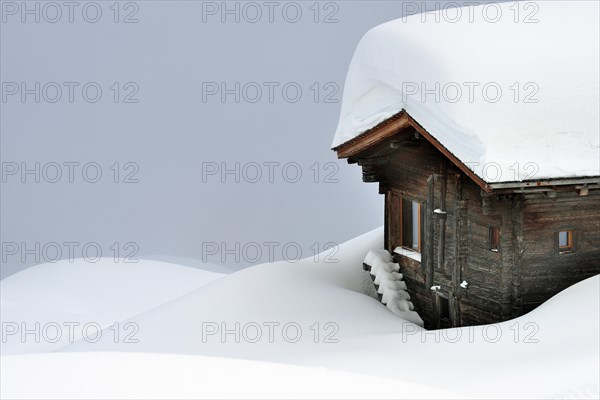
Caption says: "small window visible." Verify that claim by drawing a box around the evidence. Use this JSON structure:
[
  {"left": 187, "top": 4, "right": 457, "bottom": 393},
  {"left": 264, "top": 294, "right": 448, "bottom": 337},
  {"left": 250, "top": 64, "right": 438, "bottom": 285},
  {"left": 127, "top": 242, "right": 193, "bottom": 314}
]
[
  {"left": 489, "top": 227, "right": 500, "bottom": 252},
  {"left": 558, "top": 230, "right": 574, "bottom": 253},
  {"left": 401, "top": 198, "right": 421, "bottom": 252}
]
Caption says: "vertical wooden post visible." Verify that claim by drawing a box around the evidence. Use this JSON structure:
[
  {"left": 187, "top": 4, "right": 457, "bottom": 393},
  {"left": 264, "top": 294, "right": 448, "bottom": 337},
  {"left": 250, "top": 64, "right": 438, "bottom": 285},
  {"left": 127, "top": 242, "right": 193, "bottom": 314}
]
[
  {"left": 425, "top": 175, "right": 435, "bottom": 288},
  {"left": 433, "top": 294, "right": 441, "bottom": 330},
  {"left": 511, "top": 195, "right": 524, "bottom": 317},
  {"left": 451, "top": 174, "right": 462, "bottom": 326},
  {"left": 431, "top": 170, "right": 446, "bottom": 329},
  {"left": 437, "top": 173, "right": 447, "bottom": 273},
  {"left": 500, "top": 197, "right": 513, "bottom": 318},
  {"left": 384, "top": 191, "right": 390, "bottom": 252}
]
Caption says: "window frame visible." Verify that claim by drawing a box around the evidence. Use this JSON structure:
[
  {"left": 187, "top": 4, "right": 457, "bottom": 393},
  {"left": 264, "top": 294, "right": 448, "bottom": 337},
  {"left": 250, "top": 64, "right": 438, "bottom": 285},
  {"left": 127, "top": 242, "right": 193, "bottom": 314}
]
[
  {"left": 399, "top": 197, "right": 422, "bottom": 253},
  {"left": 489, "top": 227, "right": 500, "bottom": 252},
  {"left": 558, "top": 229, "right": 575, "bottom": 254}
]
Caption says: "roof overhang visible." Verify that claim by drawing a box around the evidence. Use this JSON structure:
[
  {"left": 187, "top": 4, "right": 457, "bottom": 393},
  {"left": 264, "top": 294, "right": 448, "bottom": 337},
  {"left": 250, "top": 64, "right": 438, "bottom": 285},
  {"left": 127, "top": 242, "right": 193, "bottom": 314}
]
[{"left": 332, "top": 110, "right": 600, "bottom": 194}]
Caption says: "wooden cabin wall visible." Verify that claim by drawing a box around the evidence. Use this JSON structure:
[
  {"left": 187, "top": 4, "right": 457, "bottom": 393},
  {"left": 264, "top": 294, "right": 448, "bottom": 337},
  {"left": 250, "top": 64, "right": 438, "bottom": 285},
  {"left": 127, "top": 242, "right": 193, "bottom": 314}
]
[
  {"left": 381, "top": 139, "right": 523, "bottom": 328},
  {"left": 381, "top": 140, "right": 504, "bottom": 327},
  {"left": 382, "top": 140, "right": 444, "bottom": 328},
  {"left": 377, "top": 138, "right": 599, "bottom": 329},
  {"left": 459, "top": 180, "right": 517, "bottom": 326},
  {"left": 518, "top": 191, "right": 600, "bottom": 312}
]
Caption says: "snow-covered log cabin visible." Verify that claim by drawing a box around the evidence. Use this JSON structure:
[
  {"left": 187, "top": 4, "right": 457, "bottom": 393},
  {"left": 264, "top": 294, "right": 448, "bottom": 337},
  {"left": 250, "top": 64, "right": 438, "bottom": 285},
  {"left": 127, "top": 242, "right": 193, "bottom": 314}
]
[{"left": 332, "top": 2, "right": 600, "bottom": 329}]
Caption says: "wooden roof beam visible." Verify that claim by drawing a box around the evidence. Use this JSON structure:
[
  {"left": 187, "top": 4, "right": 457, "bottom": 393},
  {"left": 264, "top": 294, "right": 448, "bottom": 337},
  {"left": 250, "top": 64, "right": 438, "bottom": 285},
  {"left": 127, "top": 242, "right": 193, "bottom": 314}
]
[
  {"left": 486, "top": 177, "right": 600, "bottom": 191},
  {"left": 404, "top": 114, "right": 491, "bottom": 193},
  {"left": 334, "top": 113, "right": 410, "bottom": 159},
  {"left": 357, "top": 157, "right": 388, "bottom": 166}
]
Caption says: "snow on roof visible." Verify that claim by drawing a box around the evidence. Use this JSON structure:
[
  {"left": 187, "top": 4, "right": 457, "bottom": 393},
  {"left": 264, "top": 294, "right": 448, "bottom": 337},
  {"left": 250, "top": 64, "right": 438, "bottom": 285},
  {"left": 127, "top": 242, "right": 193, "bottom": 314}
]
[{"left": 333, "top": 1, "right": 600, "bottom": 182}]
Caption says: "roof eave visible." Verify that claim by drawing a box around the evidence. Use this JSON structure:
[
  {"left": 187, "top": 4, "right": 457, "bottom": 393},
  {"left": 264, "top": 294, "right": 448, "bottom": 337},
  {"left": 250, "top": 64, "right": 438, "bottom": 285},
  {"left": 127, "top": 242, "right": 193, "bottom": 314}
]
[
  {"left": 485, "top": 177, "right": 600, "bottom": 191},
  {"left": 333, "top": 110, "right": 491, "bottom": 192},
  {"left": 333, "top": 111, "right": 600, "bottom": 194}
]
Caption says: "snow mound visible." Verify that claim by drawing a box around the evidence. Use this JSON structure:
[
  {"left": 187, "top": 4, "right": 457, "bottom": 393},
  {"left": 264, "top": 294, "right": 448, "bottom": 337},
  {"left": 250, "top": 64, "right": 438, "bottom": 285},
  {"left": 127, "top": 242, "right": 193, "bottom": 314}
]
[
  {"left": 333, "top": 1, "right": 600, "bottom": 182},
  {"left": 0, "top": 352, "right": 453, "bottom": 399},
  {"left": 57, "top": 228, "right": 419, "bottom": 358},
  {"left": 1, "top": 227, "right": 598, "bottom": 398},
  {"left": 0, "top": 258, "right": 227, "bottom": 354},
  {"left": 144, "top": 255, "right": 235, "bottom": 273}
]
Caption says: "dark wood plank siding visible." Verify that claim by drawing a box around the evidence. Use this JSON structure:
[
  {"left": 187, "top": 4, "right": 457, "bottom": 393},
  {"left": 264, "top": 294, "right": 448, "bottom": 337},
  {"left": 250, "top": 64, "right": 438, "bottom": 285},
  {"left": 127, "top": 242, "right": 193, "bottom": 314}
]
[
  {"left": 383, "top": 140, "right": 443, "bottom": 328},
  {"left": 459, "top": 179, "right": 512, "bottom": 326},
  {"left": 519, "top": 191, "right": 600, "bottom": 311},
  {"left": 373, "top": 135, "right": 598, "bottom": 328}
]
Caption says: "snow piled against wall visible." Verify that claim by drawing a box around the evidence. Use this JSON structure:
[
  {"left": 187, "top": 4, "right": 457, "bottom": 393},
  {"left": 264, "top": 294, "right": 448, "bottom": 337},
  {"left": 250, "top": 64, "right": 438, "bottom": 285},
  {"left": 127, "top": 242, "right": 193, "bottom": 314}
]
[{"left": 364, "top": 249, "right": 424, "bottom": 326}]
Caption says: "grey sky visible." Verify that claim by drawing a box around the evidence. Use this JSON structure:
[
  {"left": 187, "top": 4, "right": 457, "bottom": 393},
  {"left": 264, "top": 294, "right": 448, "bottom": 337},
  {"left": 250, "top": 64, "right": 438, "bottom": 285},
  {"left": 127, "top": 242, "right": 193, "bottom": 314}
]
[{"left": 1, "top": 1, "right": 498, "bottom": 278}]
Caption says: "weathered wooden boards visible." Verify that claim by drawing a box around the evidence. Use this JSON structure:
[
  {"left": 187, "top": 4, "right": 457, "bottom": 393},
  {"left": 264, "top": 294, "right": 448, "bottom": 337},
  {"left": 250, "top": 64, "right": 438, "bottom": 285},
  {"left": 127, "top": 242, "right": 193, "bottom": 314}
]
[{"left": 337, "top": 121, "right": 599, "bottom": 329}]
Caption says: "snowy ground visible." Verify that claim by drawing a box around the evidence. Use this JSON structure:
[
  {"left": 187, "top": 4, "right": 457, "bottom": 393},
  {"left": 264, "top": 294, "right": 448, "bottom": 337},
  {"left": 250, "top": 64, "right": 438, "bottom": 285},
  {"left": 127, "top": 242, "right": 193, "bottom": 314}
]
[
  {"left": 1, "top": 227, "right": 598, "bottom": 399},
  {"left": 1, "top": 259, "right": 229, "bottom": 354}
]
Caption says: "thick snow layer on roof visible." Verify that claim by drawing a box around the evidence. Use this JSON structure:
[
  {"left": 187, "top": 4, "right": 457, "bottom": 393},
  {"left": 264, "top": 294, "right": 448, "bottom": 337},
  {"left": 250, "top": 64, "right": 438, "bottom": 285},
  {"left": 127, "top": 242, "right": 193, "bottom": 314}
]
[{"left": 333, "top": 1, "right": 600, "bottom": 182}]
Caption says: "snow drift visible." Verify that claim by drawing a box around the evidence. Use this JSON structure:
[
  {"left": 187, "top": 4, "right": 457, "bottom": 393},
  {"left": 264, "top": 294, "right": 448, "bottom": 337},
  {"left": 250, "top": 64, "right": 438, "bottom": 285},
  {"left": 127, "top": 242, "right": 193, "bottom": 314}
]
[
  {"left": 2, "top": 227, "right": 598, "bottom": 398},
  {"left": 0, "top": 259, "right": 228, "bottom": 354}
]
